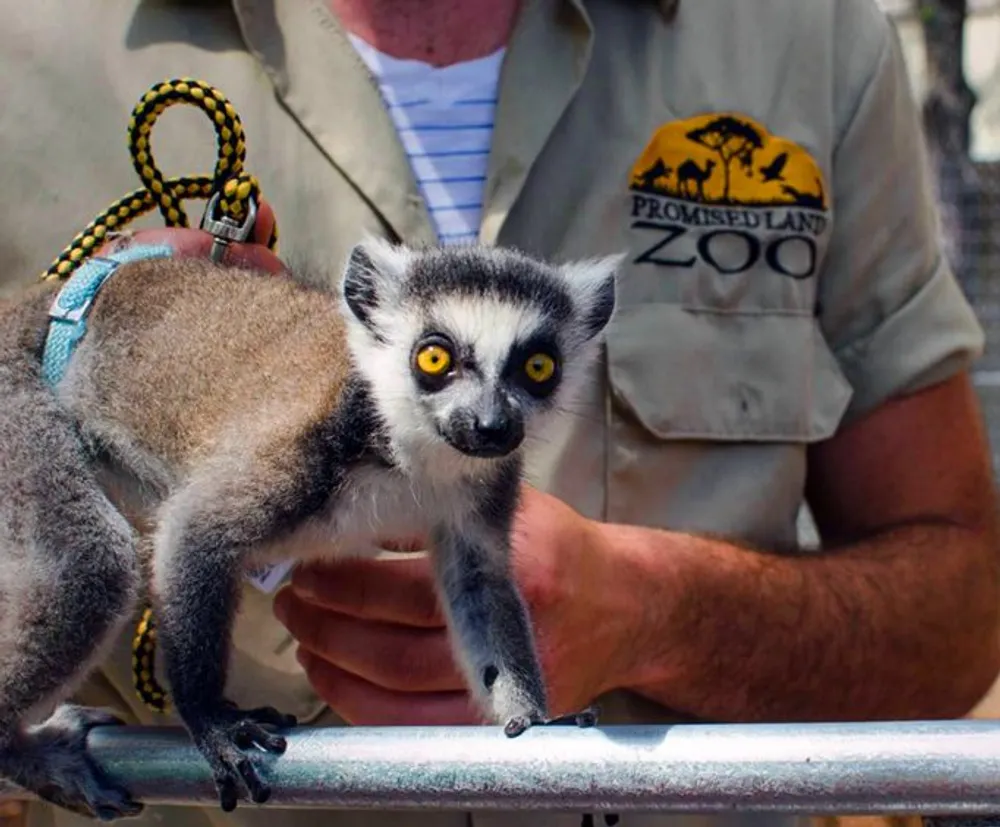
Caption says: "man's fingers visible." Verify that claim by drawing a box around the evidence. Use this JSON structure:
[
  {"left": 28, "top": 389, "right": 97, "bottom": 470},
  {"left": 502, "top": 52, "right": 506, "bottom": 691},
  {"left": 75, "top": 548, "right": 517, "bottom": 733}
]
[
  {"left": 94, "top": 197, "right": 285, "bottom": 273},
  {"left": 274, "top": 591, "right": 463, "bottom": 692},
  {"left": 296, "top": 649, "right": 483, "bottom": 727},
  {"left": 289, "top": 556, "right": 446, "bottom": 627}
]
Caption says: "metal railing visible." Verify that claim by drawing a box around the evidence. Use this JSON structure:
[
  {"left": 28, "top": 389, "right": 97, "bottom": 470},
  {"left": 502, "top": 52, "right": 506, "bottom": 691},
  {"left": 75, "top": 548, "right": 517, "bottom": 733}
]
[{"left": 3, "top": 720, "right": 1000, "bottom": 823}]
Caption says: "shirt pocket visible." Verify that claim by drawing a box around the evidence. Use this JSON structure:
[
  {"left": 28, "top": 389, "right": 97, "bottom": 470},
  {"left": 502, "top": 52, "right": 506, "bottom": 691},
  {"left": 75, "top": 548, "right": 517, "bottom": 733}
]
[{"left": 605, "top": 302, "right": 853, "bottom": 443}]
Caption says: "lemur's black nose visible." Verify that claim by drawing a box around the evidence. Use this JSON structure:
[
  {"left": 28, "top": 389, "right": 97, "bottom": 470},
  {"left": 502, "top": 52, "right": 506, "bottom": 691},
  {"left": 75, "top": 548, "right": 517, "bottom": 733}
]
[
  {"left": 444, "top": 397, "right": 526, "bottom": 458},
  {"left": 472, "top": 409, "right": 524, "bottom": 456}
]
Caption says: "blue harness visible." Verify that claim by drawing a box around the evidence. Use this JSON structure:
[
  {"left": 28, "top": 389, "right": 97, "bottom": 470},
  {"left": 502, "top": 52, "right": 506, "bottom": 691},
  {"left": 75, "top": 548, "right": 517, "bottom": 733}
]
[{"left": 41, "top": 244, "right": 174, "bottom": 387}]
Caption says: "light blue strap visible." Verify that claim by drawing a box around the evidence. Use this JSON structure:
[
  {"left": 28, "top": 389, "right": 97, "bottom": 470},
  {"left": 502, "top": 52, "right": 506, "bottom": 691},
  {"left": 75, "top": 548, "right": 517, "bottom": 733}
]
[{"left": 42, "top": 244, "right": 174, "bottom": 387}]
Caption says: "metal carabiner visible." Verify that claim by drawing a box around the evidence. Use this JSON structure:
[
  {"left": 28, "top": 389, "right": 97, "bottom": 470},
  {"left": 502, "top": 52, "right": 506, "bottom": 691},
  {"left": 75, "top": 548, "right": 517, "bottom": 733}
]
[{"left": 199, "top": 191, "right": 258, "bottom": 262}]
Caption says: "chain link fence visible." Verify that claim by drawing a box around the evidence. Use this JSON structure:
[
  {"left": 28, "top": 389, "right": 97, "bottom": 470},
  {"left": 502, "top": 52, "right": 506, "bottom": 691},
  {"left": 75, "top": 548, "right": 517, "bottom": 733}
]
[{"left": 958, "top": 158, "right": 1000, "bottom": 470}]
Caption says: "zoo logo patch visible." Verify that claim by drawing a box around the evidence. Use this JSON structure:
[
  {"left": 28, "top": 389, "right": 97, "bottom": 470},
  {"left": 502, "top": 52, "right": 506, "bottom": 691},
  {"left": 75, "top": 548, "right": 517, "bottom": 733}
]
[{"left": 628, "top": 112, "right": 829, "bottom": 280}]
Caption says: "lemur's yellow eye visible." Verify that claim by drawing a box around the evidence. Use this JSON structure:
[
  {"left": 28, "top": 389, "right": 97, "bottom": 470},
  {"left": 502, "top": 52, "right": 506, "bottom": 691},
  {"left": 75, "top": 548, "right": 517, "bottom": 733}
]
[
  {"left": 524, "top": 353, "right": 556, "bottom": 383},
  {"left": 416, "top": 344, "right": 452, "bottom": 376}
]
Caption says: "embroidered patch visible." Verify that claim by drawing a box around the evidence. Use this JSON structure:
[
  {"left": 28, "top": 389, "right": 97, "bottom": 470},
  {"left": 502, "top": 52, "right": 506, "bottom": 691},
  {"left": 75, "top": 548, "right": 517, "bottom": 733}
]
[{"left": 628, "top": 112, "right": 830, "bottom": 280}]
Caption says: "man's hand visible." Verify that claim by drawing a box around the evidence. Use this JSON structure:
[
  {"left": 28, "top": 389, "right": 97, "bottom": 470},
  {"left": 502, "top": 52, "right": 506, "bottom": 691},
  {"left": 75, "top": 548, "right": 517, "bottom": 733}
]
[
  {"left": 275, "top": 373, "right": 1000, "bottom": 726},
  {"left": 272, "top": 486, "right": 641, "bottom": 726},
  {"left": 96, "top": 198, "right": 286, "bottom": 274}
]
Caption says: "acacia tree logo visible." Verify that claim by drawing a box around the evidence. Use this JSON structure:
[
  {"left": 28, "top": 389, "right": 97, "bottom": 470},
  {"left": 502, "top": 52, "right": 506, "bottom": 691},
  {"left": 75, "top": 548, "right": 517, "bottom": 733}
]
[{"left": 685, "top": 116, "right": 764, "bottom": 204}]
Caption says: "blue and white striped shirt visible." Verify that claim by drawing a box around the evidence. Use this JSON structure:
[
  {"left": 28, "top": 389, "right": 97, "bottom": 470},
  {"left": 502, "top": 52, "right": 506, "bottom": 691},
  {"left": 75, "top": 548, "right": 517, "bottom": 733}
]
[{"left": 348, "top": 34, "right": 505, "bottom": 245}]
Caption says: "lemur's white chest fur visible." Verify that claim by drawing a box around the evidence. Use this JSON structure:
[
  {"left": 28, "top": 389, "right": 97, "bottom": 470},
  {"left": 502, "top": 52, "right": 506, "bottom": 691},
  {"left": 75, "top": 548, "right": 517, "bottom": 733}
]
[{"left": 250, "top": 459, "right": 488, "bottom": 567}]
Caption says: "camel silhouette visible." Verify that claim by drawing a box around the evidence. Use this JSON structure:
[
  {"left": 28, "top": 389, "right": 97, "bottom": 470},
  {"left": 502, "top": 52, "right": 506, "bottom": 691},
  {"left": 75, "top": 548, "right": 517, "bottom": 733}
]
[{"left": 676, "top": 158, "right": 716, "bottom": 201}]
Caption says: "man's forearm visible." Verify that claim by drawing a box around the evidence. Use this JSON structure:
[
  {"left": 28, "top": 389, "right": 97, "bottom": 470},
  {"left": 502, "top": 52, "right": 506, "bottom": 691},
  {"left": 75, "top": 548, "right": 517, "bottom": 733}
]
[{"left": 598, "top": 520, "right": 1000, "bottom": 722}]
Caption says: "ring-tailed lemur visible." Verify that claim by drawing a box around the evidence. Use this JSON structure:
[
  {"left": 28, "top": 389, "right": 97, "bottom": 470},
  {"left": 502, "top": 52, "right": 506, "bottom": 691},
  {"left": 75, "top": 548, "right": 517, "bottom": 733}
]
[{"left": 0, "top": 238, "right": 620, "bottom": 819}]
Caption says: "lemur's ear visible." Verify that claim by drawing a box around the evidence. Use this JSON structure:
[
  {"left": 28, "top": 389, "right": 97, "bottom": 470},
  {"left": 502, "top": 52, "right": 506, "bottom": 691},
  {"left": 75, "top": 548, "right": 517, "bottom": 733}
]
[
  {"left": 341, "top": 236, "right": 412, "bottom": 338},
  {"left": 558, "top": 253, "right": 624, "bottom": 342}
]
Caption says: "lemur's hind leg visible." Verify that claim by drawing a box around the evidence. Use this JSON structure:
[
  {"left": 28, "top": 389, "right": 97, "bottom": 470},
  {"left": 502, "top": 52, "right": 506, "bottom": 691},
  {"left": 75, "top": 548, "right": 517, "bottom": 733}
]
[{"left": 0, "top": 362, "right": 143, "bottom": 820}]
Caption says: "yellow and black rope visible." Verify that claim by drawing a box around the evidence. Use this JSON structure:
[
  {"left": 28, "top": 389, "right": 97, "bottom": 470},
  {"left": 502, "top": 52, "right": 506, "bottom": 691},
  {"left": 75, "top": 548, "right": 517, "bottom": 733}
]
[
  {"left": 132, "top": 608, "right": 168, "bottom": 713},
  {"left": 41, "top": 77, "right": 277, "bottom": 282},
  {"left": 41, "top": 77, "right": 278, "bottom": 713}
]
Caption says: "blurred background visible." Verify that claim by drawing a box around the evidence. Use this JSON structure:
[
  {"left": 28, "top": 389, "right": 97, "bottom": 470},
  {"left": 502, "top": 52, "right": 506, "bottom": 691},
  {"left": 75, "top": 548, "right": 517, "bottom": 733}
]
[{"left": 878, "top": 0, "right": 1000, "bottom": 466}]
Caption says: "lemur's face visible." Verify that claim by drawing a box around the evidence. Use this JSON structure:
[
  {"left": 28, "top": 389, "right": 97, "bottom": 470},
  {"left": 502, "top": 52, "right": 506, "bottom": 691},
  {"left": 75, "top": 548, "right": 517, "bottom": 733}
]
[
  {"left": 407, "top": 299, "right": 565, "bottom": 459},
  {"left": 341, "top": 239, "right": 621, "bottom": 466}
]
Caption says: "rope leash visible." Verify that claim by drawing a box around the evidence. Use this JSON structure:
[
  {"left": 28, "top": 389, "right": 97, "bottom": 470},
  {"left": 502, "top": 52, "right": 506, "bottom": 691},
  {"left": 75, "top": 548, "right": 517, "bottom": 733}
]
[
  {"left": 41, "top": 78, "right": 277, "bottom": 282},
  {"left": 40, "top": 77, "right": 279, "bottom": 714}
]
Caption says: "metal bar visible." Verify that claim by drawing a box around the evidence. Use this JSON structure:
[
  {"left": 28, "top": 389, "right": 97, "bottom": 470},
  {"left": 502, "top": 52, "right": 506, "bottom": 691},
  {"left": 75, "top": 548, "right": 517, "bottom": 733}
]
[{"left": 3, "top": 720, "right": 1000, "bottom": 816}]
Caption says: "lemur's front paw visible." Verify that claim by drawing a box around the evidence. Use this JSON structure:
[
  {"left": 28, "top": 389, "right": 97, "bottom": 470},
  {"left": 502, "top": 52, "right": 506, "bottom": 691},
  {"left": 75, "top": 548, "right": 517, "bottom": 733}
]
[
  {"left": 192, "top": 703, "right": 297, "bottom": 812},
  {"left": 503, "top": 706, "right": 600, "bottom": 738},
  {"left": 502, "top": 713, "right": 543, "bottom": 737}
]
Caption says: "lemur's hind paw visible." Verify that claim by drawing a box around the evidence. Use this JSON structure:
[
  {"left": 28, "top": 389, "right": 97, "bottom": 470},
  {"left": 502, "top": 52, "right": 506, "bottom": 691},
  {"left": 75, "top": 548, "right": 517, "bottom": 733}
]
[
  {"left": 193, "top": 703, "right": 297, "bottom": 812},
  {"left": 2, "top": 705, "right": 143, "bottom": 821},
  {"left": 503, "top": 705, "right": 600, "bottom": 738}
]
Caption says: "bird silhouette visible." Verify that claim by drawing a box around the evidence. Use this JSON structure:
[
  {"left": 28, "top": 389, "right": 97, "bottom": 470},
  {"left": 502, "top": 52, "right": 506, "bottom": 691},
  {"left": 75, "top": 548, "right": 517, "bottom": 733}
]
[{"left": 759, "top": 152, "right": 788, "bottom": 182}]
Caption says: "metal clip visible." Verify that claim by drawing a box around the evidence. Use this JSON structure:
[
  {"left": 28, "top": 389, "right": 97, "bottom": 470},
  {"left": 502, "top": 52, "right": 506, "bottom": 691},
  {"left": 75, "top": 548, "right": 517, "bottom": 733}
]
[
  {"left": 47, "top": 257, "right": 120, "bottom": 322},
  {"left": 199, "top": 192, "right": 258, "bottom": 262}
]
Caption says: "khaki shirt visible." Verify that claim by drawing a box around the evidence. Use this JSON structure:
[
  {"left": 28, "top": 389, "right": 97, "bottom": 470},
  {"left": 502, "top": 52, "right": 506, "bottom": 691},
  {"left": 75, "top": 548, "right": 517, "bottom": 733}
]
[{"left": 0, "top": 1, "right": 984, "bottom": 826}]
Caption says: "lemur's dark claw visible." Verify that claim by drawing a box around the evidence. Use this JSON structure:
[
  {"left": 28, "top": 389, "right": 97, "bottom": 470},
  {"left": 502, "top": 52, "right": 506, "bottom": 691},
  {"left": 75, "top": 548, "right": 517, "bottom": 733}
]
[
  {"left": 548, "top": 705, "right": 599, "bottom": 728},
  {"left": 503, "top": 706, "right": 599, "bottom": 737},
  {"left": 193, "top": 702, "right": 296, "bottom": 811},
  {"left": 503, "top": 714, "right": 540, "bottom": 737}
]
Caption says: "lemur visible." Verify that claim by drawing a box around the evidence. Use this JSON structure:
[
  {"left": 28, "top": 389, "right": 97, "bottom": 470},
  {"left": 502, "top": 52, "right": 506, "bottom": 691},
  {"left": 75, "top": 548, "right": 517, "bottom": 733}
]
[{"left": 0, "top": 238, "right": 620, "bottom": 819}]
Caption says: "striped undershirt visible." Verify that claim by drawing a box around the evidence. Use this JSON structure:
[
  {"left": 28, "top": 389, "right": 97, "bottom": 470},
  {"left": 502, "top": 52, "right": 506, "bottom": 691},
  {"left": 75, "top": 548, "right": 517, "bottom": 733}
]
[{"left": 348, "top": 34, "right": 505, "bottom": 245}]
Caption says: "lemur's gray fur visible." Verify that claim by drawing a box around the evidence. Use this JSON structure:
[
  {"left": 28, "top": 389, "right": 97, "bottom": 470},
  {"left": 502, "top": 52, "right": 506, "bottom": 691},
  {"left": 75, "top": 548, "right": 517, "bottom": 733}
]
[{"left": 0, "top": 238, "right": 620, "bottom": 819}]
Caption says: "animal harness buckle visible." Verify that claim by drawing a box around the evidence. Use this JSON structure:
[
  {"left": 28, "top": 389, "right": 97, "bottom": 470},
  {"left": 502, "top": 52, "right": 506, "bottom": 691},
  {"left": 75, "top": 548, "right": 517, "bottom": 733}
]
[{"left": 199, "top": 191, "right": 258, "bottom": 262}]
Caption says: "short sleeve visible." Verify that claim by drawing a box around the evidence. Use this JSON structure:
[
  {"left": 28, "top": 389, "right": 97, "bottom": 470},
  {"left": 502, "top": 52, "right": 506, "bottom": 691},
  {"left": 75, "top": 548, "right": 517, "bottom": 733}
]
[{"left": 817, "top": 8, "right": 984, "bottom": 423}]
